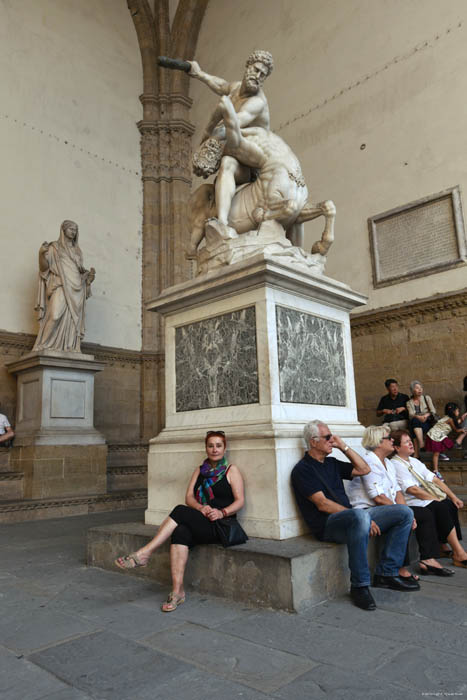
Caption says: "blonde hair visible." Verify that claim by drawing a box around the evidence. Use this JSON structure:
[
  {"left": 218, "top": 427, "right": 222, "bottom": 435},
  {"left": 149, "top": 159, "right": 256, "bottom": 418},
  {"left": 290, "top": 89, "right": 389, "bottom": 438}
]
[{"left": 362, "top": 424, "right": 390, "bottom": 451}]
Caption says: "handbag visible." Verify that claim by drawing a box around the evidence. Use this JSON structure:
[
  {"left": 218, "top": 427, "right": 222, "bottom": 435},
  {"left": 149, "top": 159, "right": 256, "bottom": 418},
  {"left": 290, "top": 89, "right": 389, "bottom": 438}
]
[
  {"left": 393, "top": 456, "right": 446, "bottom": 501},
  {"left": 214, "top": 517, "right": 248, "bottom": 547}
]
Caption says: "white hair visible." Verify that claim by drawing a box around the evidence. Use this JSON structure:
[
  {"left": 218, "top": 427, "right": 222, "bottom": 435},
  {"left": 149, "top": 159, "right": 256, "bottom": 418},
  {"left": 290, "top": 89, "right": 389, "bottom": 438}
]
[{"left": 303, "top": 420, "right": 327, "bottom": 446}]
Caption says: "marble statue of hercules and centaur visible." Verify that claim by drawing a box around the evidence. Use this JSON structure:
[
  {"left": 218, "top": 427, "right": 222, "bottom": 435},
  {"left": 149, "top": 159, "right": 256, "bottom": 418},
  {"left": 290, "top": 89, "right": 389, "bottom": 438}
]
[{"left": 187, "top": 94, "right": 336, "bottom": 259}]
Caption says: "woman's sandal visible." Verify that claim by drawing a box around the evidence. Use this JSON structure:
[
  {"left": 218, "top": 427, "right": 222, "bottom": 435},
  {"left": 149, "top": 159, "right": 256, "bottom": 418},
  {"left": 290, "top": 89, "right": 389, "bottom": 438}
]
[
  {"left": 114, "top": 552, "right": 148, "bottom": 570},
  {"left": 161, "top": 593, "right": 185, "bottom": 612},
  {"left": 452, "top": 558, "right": 467, "bottom": 568},
  {"left": 419, "top": 562, "right": 454, "bottom": 577},
  {"left": 439, "top": 549, "right": 454, "bottom": 558}
]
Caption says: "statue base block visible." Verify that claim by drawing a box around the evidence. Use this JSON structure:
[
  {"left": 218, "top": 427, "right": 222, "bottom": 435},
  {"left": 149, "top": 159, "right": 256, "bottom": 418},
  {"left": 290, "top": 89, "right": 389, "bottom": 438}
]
[
  {"left": 6, "top": 350, "right": 106, "bottom": 499},
  {"left": 146, "top": 254, "right": 367, "bottom": 540}
]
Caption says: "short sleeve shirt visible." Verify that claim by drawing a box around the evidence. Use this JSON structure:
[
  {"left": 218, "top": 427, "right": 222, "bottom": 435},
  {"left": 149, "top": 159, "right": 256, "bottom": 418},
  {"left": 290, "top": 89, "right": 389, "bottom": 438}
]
[
  {"left": 376, "top": 392, "right": 409, "bottom": 423},
  {"left": 291, "top": 452, "right": 353, "bottom": 539},
  {"left": 0, "top": 414, "right": 11, "bottom": 435}
]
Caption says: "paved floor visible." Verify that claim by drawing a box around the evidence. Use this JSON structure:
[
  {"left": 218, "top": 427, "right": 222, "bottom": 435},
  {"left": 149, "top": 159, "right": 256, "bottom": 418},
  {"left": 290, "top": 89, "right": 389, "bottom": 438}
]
[{"left": 1, "top": 510, "right": 466, "bottom": 700}]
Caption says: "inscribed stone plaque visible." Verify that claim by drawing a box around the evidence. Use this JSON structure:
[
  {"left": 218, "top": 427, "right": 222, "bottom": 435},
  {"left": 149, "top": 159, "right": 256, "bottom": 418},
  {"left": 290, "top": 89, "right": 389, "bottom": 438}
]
[
  {"left": 50, "top": 379, "right": 86, "bottom": 418},
  {"left": 175, "top": 306, "right": 259, "bottom": 411},
  {"left": 276, "top": 306, "right": 346, "bottom": 406},
  {"left": 369, "top": 187, "right": 466, "bottom": 287}
]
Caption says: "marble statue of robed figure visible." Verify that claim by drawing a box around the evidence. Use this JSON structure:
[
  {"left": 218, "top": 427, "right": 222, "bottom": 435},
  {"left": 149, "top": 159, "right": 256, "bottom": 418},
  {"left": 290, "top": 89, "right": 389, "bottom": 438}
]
[{"left": 32, "top": 220, "right": 95, "bottom": 353}]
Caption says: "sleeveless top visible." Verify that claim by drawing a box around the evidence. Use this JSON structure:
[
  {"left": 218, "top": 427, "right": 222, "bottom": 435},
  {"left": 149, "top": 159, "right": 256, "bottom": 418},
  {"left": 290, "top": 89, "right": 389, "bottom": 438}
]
[
  {"left": 427, "top": 416, "right": 451, "bottom": 442},
  {"left": 193, "top": 469, "right": 235, "bottom": 512}
]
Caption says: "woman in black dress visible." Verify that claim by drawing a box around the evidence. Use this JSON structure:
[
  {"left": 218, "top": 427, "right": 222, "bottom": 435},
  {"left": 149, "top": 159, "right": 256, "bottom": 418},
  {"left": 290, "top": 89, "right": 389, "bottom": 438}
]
[{"left": 115, "top": 430, "right": 245, "bottom": 611}]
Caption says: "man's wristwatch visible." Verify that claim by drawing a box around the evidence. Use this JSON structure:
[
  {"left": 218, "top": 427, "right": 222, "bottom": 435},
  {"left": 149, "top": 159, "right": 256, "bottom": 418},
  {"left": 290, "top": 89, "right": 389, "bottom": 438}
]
[{"left": 343, "top": 445, "right": 349, "bottom": 453}]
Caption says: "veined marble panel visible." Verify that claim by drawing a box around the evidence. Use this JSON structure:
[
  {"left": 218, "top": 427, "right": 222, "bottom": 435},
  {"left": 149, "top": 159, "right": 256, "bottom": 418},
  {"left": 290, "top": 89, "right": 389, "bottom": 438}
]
[
  {"left": 175, "top": 306, "right": 259, "bottom": 411},
  {"left": 276, "top": 306, "right": 346, "bottom": 406}
]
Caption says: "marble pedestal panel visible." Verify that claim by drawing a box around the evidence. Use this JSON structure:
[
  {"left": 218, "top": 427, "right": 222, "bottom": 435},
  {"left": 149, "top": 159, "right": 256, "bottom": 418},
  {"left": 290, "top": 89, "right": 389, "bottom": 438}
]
[
  {"left": 6, "top": 350, "right": 106, "bottom": 499},
  {"left": 146, "top": 253, "right": 367, "bottom": 539}
]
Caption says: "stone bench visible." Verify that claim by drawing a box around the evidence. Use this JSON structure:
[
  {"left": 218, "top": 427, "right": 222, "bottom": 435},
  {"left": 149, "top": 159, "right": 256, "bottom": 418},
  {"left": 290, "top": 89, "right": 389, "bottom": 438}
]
[{"left": 86, "top": 521, "right": 407, "bottom": 612}]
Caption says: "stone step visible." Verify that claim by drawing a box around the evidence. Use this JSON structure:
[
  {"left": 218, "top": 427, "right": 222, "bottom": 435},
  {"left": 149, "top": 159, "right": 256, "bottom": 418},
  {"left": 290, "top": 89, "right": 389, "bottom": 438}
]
[
  {"left": 0, "top": 489, "right": 147, "bottom": 524},
  {"left": 0, "top": 471, "right": 24, "bottom": 500},
  {"left": 107, "top": 465, "right": 147, "bottom": 492},
  {"left": 87, "top": 521, "right": 349, "bottom": 612}
]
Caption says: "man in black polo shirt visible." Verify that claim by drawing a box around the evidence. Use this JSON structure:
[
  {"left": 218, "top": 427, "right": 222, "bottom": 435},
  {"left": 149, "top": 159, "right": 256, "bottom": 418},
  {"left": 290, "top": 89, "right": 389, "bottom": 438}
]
[
  {"left": 376, "top": 378, "right": 409, "bottom": 431},
  {"left": 291, "top": 420, "right": 417, "bottom": 610}
]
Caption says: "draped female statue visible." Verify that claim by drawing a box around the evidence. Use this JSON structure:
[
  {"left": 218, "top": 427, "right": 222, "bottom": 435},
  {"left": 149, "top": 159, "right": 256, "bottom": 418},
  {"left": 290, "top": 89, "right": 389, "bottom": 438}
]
[{"left": 32, "top": 220, "right": 95, "bottom": 353}]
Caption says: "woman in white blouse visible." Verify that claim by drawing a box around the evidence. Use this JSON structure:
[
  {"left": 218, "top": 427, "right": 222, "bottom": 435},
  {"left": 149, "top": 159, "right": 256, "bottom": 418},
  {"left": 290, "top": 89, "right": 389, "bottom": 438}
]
[
  {"left": 390, "top": 430, "right": 467, "bottom": 573},
  {"left": 346, "top": 424, "right": 418, "bottom": 583}
]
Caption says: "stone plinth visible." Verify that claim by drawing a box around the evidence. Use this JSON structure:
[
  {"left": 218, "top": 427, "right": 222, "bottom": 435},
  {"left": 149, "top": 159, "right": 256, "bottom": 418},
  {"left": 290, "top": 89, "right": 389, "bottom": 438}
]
[
  {"left": 87, "top": 521, "right": 349, "bottom": 611},
  {"left": 6, "top": 350, "right": 107, "bottom": 498},
  {"left": 146, "top": 253, "right": 367, "bottom": 540}
]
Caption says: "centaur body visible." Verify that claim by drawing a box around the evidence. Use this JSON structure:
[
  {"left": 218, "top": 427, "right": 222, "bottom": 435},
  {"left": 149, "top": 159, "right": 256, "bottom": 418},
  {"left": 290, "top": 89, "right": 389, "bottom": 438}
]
[{"left": 188, "top": 95, "right": 336, "bottom": 259}]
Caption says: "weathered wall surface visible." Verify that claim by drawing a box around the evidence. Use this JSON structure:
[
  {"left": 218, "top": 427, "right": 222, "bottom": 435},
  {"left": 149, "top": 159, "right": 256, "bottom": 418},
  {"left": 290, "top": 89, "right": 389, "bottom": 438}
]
[
  {"left": 0, "top": 0, "right": 142, "bottom": 349},
  {"left": 190, "top": 0, "right": 467, "bottom": 312},
  {"left": 0, "top": 330, "right": 143, "bottom": 444},
  {"left": 351, "top": 289, "right": 467, "bottom": 428}
]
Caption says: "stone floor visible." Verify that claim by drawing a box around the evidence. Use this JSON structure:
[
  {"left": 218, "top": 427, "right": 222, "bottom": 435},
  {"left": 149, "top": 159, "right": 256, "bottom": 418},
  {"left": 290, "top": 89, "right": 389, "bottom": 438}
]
[{"left": 1, "top": 510, "right": 466, "bottom": 699}]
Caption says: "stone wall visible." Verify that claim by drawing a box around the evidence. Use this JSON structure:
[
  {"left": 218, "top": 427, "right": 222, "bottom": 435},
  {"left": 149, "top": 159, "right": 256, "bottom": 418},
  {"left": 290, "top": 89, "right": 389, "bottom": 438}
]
[
  {"left": 191, "top": 0, "right": 467, "bottom": 311},
  {"left": 0, "top": 0, "right": 142, "bottom": 350},
  {"left": 0, "top": 330, "right": 145, "bottom": 446},
  {"left": 351, "top": 289, "right": 467, "bottom": 428}
]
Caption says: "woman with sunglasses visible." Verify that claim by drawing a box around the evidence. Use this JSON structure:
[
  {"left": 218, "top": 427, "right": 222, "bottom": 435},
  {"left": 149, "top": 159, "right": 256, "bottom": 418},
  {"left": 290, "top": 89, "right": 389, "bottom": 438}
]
[
  {"left": 346, "top": 424, "right": 419, "bottom": 584},
  {"left": 115, "top": 430, "right": 245, "bottom": 611},
  {"left": 390, "top": 430, "right": 467, "bottom": 572}
]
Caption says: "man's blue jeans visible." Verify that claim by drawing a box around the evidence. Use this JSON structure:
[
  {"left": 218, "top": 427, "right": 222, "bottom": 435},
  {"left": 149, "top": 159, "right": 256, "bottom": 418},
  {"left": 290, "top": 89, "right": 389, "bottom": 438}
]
[{"left": 322, "top": 506, "right": 414, "bottom": 587}]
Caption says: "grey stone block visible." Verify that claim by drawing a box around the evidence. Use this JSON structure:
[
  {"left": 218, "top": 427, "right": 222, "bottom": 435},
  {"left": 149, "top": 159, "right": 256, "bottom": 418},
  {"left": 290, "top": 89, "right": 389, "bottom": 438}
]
[
  {"left": 144, "top": 667, "right": 277, "bottom": 700},
  {"left": 299, "top": 598, "right": 467, "bottom": 656},
  {"left": 374, "top": 645, "right": 467, "bottom": 692},
  {"left": 224, "top": 609, "right": 402, "bottom": 671},
  {"left": 30, "top": 630, "right": 194, "bottom": 699},
  {"left": 274, "top": 664, "right": 410, "bottom": 700},
  {"left": 87, "top": 521, "right": 350, "bottom": 611},
  {"left": 144, "top": 622, "right": 316, "bottom": 693},
  {"left": 1, "top": 608, "right": 99, "bottom": 654},
  {"left": 0, "top": 646, "right": 68, "bottom": 700}
]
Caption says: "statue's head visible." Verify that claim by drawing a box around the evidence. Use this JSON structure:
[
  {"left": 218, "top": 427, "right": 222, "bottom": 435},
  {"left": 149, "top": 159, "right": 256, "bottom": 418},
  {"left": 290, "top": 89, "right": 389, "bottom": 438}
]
[
  {"left": 61, "top": 220, "right": 79, "bottom": 243},
  {"left": 244, "top": 50, "right": 273, "bottom": 93},
  {"left": 192, "top": 138, "right": 224, "bottom": 178}
]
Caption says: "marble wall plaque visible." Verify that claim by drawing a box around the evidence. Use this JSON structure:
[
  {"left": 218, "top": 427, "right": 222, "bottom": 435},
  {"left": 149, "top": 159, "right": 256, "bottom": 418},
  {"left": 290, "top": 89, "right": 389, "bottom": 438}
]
[
  {"left": 369, "top": 186, "right": 466, "bottom": 287},
  {"left": 276, "top": 306, "right": 346, "bottom": 406},
  {"left": 175, "top": 306, "right": 259, "bottom": 411}
]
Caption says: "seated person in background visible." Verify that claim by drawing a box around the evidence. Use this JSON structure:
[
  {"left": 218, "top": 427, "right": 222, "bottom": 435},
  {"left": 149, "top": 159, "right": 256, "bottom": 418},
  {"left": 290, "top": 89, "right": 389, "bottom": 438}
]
[
  {"left": 376, "top": 379, "right": 409, "bottom": 431},
  {"left": 346, "top": 424, "right": 420, "bottom": 587},
  {"left": 291, "top": 420, "right": 416, "bottom": 611},
  {"left": 425, "top": 403, "right": 467, "bottom": 474},
  {"left": 391, "top": 429, "right": 467, "bottom": 571},
  {"left": 406, "top": 380, "right": 437, "bottom": 458},
  {"left": 0, "top": 411, "right": 14, "bottom": 447}
]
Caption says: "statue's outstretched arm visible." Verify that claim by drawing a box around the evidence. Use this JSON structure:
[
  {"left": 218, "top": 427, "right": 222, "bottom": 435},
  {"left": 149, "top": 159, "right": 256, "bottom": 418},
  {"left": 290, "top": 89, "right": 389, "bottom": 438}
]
[{"left": 188, "top": 60, "right": 231, "bottom": 96}]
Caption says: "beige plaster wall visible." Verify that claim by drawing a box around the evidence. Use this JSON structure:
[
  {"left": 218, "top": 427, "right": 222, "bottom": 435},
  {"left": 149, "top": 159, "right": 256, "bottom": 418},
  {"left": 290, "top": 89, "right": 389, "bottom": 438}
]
[
  {"left": 0, "top": 0, "right": 142, "bottom": 349},
  {"left": 190, "top": 0, "right": 467, "bottom": 312}
]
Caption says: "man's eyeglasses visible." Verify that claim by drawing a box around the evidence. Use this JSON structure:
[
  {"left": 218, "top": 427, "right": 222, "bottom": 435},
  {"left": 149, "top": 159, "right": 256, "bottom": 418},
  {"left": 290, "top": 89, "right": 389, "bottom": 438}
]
[
  {"left": 382, "top": 436, "right": 394, "bottom": 441},
  {"left": 314, "top": 434, "right": 332, "bottom": 441}
]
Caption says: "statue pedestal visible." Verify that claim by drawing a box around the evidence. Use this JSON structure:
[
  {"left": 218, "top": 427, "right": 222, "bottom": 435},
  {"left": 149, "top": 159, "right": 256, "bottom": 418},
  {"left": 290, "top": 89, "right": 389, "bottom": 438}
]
[
  {"left": 146, "top": 253, "right": 367, "bottom": 540},
  {"left": 6, "top": 350, "right": 106, "bottom": 499}
]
